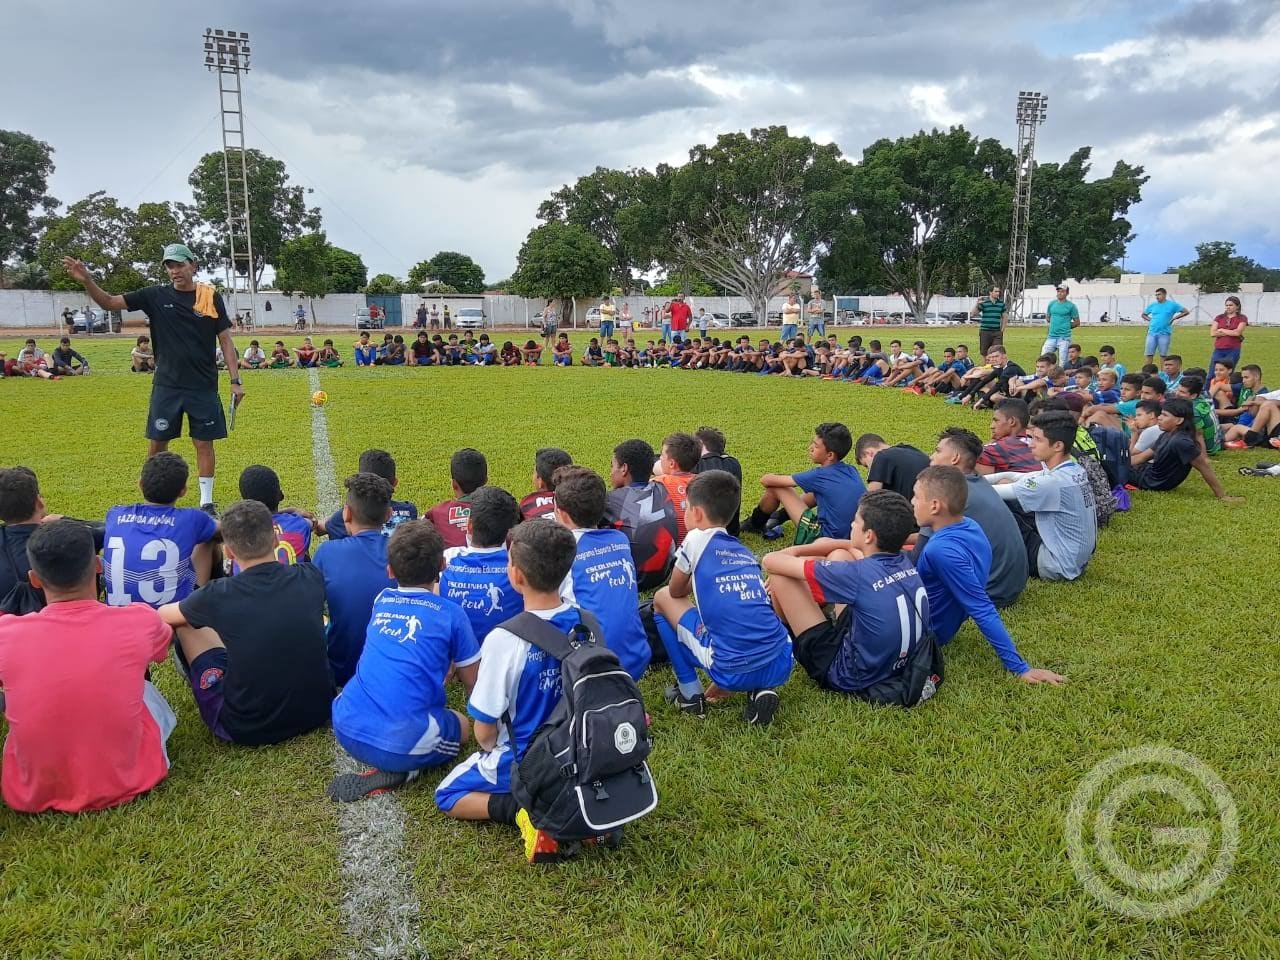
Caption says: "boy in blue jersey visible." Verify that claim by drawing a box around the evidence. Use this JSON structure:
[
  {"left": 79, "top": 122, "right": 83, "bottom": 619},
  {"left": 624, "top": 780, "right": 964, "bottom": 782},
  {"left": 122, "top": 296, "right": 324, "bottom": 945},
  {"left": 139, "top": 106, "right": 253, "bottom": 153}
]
[
  {"left": 322, "top": 449, "right": 418, "bottom": 540},
  {"left": 435, "top": 520, "right": 583, "bottom": 858},
  {"left": 911, "top": 465, "right": 1064, "bottom": 684},
  {"left": 439, "top": 486, "right": 524, "bottom": 644},
  {"left": 552, "top": 466, "right": 651, "bottom": 680},
  {"left": 653, "top": 471, "right": 793, "bottom": 725},
  {"left": 103, "top": 452, "right": 217, "bottom": 608},
  {"left": 313, "top": 473, "right": 396, "bottom": 686},
  {"left": 328, "top": 520, "right": 481, "bottom": 802},
  {"left": 741, "top": 422, "right": 865, "bottom": 542},
  {"left": 238, "top": 465, "right": 313, "bottom": 564},
  {"left": 764, "top": 490, "right": 931, "bottom": 701}
]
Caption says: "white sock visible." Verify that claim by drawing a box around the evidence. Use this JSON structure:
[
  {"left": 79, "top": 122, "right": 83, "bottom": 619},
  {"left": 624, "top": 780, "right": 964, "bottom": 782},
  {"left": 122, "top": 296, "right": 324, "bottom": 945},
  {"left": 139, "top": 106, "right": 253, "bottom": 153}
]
[{"left": 198, "top": 476, "right": 215, "bottom": 505}]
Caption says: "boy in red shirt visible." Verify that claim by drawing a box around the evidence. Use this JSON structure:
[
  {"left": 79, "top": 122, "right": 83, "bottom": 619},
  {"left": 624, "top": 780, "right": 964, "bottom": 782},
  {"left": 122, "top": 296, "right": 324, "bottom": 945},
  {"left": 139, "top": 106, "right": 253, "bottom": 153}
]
[{"left": 0, "top": 520, "right": 176, "bottom": 814}]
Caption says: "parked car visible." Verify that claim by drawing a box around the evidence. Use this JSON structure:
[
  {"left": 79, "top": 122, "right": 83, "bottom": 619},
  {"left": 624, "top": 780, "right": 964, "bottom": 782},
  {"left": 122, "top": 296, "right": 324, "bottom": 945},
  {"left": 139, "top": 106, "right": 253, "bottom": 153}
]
[
  {"left": 1030, "top": 312, "right": 1048, "bottom": 322},
  {"left": 730, "top": 312, "right": 758, "bottom": 327},
  {"left": 709, "top": 312, "right": 732, "bottom": 328},
  {"left": 72, "top": 308, "right": 119, "bottom": 333},
  {"left": 353, "top": 306, "right": 383, "bottom": 330},
  {"left": 455, "top": 307, "right": 486, "bottom": 329},
  {"left": 585, "top": 306, "right": 602, "bottom": 326}
]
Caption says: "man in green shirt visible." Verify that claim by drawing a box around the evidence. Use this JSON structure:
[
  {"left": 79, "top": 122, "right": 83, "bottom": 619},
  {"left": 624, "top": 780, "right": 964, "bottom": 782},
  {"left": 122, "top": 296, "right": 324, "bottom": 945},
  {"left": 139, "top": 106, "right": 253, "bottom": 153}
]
[
  {"left": 970, "top": 286, "right": 1007, "bottom": 357},
  {"left": 1041, "top": 285, "right": 1079, "bottom": 366}
]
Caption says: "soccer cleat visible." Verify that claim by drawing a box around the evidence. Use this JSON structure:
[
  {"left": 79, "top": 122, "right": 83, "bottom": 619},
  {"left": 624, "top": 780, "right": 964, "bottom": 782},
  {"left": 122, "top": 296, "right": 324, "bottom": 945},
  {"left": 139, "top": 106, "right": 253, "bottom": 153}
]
[
  {"left": 583, "top": 826, "right": 624, "bottom": 850},
  {"left": 1224, "top": 440, "right": 1248, "bottom": 450},
  {"left": 944, "top": 394, "right": 963, "bottom": 404},
  {"left": 200, "top": 502, "right": 219, "bottom": 518},
  {"left": 745, "top": 688, "right": 780, "bottom": 727},
  {"left": 664, "top": 684, "right": 707, "bottom": 717},
  {"left": 1256, "top": 461, "right": 1278, "bottom": 470},
  {"left": 326, "top": 768, "right": 410, "bottom": 802},
  {"left": 516, "top": 808, "right": 576, "bottom": 864}
]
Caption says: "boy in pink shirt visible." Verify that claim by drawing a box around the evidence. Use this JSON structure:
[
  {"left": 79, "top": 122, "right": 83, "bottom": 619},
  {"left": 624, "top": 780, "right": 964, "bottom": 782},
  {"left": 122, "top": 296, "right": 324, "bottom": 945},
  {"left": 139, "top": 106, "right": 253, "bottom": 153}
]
[{"left": 0, "top": 520, "right": 176, "bottom": 814}]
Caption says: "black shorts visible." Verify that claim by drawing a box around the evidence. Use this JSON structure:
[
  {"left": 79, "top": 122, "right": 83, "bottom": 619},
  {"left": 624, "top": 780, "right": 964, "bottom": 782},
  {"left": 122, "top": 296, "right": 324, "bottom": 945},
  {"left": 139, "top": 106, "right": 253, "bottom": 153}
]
[
  {"left": 793, "top": 608, "right": 852, "bottom": 689},
  {"left": 146, "top": 385, "right": 227, "bottom": 442}
]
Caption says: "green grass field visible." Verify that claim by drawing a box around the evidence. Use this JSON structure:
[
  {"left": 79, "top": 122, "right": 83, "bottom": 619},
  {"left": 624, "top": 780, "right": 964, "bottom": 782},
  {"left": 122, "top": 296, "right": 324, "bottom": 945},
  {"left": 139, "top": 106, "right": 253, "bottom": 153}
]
[{"left": 2, "top": 326, "right": 1278, "bottom": 959}]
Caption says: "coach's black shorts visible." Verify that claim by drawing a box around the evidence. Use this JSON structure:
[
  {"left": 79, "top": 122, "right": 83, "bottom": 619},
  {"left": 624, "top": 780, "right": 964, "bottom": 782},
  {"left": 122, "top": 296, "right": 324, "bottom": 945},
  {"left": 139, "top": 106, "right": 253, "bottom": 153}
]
[{"left": 146, "top": 385, "right": 227, "bottom": 442}]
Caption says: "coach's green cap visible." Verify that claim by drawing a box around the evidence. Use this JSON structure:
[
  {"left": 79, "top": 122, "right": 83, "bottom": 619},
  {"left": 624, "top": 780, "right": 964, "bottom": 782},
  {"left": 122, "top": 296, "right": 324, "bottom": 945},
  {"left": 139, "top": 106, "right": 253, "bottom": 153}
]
[{"left": 161, "top": 243, "right": 197, "bottom": 264}]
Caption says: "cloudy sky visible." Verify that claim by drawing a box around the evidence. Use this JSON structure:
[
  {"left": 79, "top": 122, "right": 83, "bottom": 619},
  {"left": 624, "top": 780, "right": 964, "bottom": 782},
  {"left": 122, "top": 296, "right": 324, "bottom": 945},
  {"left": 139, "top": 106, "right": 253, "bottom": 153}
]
[{"left": 4, "top": 0, "right": 1276, "bottom": 283}]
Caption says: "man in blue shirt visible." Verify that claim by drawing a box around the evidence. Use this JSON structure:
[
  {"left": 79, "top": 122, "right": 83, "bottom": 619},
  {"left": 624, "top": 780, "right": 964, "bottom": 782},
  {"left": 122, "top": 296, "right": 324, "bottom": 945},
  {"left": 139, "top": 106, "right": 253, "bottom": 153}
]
[
  {"left": 764, "top": 490, "right": 931, "bottom": 701},
  {"left": 742, "top": 422, "right": 866, "bottom": 542},
  {"left": 1142, "top": 287, "right": 1189, "bottom": 365},
  {"left": 313, "top": 473, "right": 397, "bottom": 686},
  {"left": 1041, "top": 285, "right": 1080, "bottom": 366},
  {"left": 911, "top": 465, "right": 1064, "bottom": 684}
]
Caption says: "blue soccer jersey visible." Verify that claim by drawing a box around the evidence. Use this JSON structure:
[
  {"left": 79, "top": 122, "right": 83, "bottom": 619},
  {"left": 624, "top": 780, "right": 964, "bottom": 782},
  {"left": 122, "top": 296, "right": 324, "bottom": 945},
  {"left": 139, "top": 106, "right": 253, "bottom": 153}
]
[
  {"left": 559, "top": 528, "right": 652, "bottom": 679},
  {"left": 792, "top": 461, "right": 866, "bottom": 539},
  {"left": 332, "top": 587, "right": 481, "bottom": 756},
  {"left": 439, "top": 545, "right": 523, "bottom": 645},
  {"left": 917, "top": 518, "right": 1030, "bottom": 675},
  {"left": 313, "top": 531, "right": 396, "bottom": 686},
  {"left": 103, "top": 504, "right": 218, "bottom": 608},
  {"left": 230, "top": 511, "right": 315, "bottom": 575},
  {"left": 804, "top": 552, "right": 929, "bottom": 692},
  {"left": 678, "top": 527, "right": 791, "bottom": 674}
]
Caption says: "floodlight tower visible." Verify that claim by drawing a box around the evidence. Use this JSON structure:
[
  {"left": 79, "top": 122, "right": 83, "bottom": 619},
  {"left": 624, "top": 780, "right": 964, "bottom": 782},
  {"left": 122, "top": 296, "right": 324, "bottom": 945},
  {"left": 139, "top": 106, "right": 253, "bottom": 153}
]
[
  {"left": 203, "top": 28, "right": 257, "bottom": 317},
  {"left": 1005, "top": 91, "right": 1047, "bottom": 321}
]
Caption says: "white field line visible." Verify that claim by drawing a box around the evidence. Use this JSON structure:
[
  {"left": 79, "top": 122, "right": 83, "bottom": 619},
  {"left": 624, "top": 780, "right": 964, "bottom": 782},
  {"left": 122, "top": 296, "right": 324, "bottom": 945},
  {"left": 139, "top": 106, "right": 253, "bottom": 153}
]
[{"left": 310, "top": 368, "right": 425, "bottom": 959}]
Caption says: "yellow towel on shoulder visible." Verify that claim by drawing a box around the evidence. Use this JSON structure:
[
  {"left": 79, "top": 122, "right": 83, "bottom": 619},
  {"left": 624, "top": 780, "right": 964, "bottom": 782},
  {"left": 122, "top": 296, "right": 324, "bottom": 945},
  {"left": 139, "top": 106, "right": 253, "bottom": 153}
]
[{"left": 193, "top": 282, "right": 218, "bottom": 319}]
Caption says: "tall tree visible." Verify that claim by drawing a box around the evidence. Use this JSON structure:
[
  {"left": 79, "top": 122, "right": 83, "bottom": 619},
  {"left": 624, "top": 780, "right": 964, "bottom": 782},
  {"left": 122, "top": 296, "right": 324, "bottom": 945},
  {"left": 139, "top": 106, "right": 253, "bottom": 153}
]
[
  {"left": 0, "top": 130, "right": 58, "bottom": 286},
  {"left": 124, "top": 201, "right": 185, "bottom": 284},
  {"left": 186, "top": 149, "right": 321, "bottom": 286},
  {"left": 666, "top": 126, "right": 850, "bottom": 323},
  {"left": 1168, "top": 241, "right": 1248, "bottom": 294},
  {"left": 275, "top": 231, "right": 334, "bottom": 321},
  {"left": 5, "top": 261, "right": 50, "bottom": 289},
  {"left": 510, "top": 221, "right": 612, "bottom": 326},
  {"left": 538, "top": 166, "right": 667, "bottom": 290},
  {"left": 363, "top": 273, "right": 409, "bottom": 295},
  {"left": 326, "top": 244, "right": 367, "bottom": 293},
  {"left": 38, "top": 191, "right": 145, "bottom": 291},
  {"left": 820, "top": 127, "right": 1012, "bottom": 319},
  {"left": 408, "top": 251, "right": 485, "bottom": 293}
]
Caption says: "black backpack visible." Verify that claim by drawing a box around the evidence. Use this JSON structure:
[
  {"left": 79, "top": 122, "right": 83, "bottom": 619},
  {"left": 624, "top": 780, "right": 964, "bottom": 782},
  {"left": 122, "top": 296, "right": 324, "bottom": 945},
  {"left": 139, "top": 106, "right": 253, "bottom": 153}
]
[{"left": 506, "top": 611, "right": 658, "bottom": 841}]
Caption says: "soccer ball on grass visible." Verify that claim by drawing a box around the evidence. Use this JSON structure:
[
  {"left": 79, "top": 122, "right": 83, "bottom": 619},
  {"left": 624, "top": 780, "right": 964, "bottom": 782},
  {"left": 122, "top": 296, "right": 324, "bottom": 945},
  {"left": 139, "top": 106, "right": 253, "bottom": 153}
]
[{"left": 311, "top": 390, "right": 328, "bottom": 406}]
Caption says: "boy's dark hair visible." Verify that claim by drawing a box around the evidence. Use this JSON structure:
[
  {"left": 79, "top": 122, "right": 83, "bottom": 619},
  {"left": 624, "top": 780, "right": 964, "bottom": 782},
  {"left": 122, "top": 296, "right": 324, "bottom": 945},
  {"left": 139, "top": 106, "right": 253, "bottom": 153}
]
[
  {"left": 662, "top": 432, "right": 701, "bottom": 471},
  {"left": 1184, "top": 366, "right": 1207, "bottom": 380},
  {"left": 551, "top": 466, "right": 607, "bottom": 528},
  {"left": 25, "top": 519, "right": 95, "bottom": 591},
  {"left": 937, "top": 427, "right": 983, "bottom": 471},
  {"left": 1037, "top": 353, "right": 1057, "bottom": 365},
  {"left": 915, "top": 465, "right": 968, "bottom": 516},
  {"left": 1141, "top": 363, "right": 1159, "bottom": 375},
  {"left": 1161, "top": 398, "right": 1197, "bottom": 433},
  {"left": 856, "top": 489, "right": 917, "bottom": 553},
  {"left": 357, "top": 449, "right": 397, "bottom": 483},
  {"left": 1214, "top": 356, "right": 1236, "bottom": 371},
  {"left": 0, "top": 465, "right": 40, "bottom": 524},
  {"left": 854, "top": 433, "right": 886, "bottom": 460},
  {"left": 508, "top": 518, "right": 576, "bottom": 592},
  {"left": 1136, "top": 399, "right": 1162, "bottom": 417},
  {"left": 814, "top": 422, "right": 853, "bottom": 460},
  {"left": 1069, "top": 342, "right": 1081, "bottom": 352},
  {"left": 1081, "top": 356, "right": 1099, "bottom": 368},
  {"left": 694, "top": 426, "right": 727, "bottom": 456},
  {"left": 1030, "top": 411, "right": 1077, "bottom": 454},
  {"left": 534, "top": 447, "right": 572, "bottom": 487},
  {"left": 344, "top": 472, "right": 394, "bottom": 527},
  {"left": 613, "top": 439, "right": 656, "bottom": 481},
  {"left": 1142, "top": 376, "right": 1167, "bottom": 395},
  {"left": 686, "top": 470, "right": 740, "bottom": 526},
  {"left": 238, "top": 464, "right": 285, "bottom": 512},
  {"left": 943, "top": 347, "right": 956, "bottom": 356},
  {"left": 450, "top": 448, "right": 488, "bottom": 494},
  {"left": 140, "top": 452, "right": 189, "bottom": 505},
  {"left": 995, "top": 398, "right": 1030, "bottom": 429},
  {"left": 1121, "top": 373, "right": 1145, "bottom": 389},
  {"left": 1242, "top": 364, "right": 1262, "bottom": 378},
  {"left": 1166, "top": 355, "right": 1182, "bottom": 365},
  {"left": 1181, "top": 375, "right": 1205, "bottom": 396},
  {"left": 1100, "top": 345, "right": 1115, "bottom": 355},
  {"left": 219, "top": 499, "right": 278, "bottom": 560},
  {"left": 467, "top": 486, "right": 521, "bottom": 548},
  {"left": 387, "top": 519, "right": 445, "bottom": 586}
]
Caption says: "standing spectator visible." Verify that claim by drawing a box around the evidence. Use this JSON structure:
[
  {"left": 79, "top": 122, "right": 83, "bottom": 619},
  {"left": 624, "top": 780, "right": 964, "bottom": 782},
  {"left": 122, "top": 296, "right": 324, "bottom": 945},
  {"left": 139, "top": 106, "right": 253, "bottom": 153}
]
[
  {"left": 670, "top": 295, "right": 692, "bottom": 341},
  {"left": 61, "top": 307, "right": 75, "bottom": 334},
  {"left": 599, "top": 295, "right": 617, "bottom": 341},
  {"left": 806, "top": 289, "right": 826, "bottom": 339},
  {"left": 1041, "top": 285, "right": 1079, "bottom": 366},
  {"left": 429, "top": 303, "right": 440, "bottom": 329},
  {"left": 442, "top": 304, "right": 452, "bottom": 329},
  {"left": 540, "top": 299, "right": 558, "bottom": 361},
  {"left": 1142, "top": 286, "right": 1189, "bottom": 365},
  {"left": 619, "top": 301, "right": 633, "bottom": 337},
  {"left": 971, "top": 285, "right": 1007, "bottom": 357},
  {"left": 295, "top": 303, "right": 307, "bottom": 328},
  {"left": 415, "top": 303, "right": 428, "bottom": 328},
  {"left": 659, "top": 301, "right": 672, "bottom": 342},
  {"left": 695, "top": 307, "right": 710, "bottom": 338},
  {"left": 780, "top": 292, "right": 801, "bottom": 342},
  {"left": 1208, "top": 295, "right": 1247, "bottom": 371}
]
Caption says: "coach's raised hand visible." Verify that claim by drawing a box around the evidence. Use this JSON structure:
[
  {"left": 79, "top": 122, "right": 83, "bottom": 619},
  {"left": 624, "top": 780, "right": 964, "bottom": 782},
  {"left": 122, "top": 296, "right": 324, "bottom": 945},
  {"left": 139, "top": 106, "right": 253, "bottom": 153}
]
[{"left": 62, "top": 257, "right": 91, "bottom": 284}]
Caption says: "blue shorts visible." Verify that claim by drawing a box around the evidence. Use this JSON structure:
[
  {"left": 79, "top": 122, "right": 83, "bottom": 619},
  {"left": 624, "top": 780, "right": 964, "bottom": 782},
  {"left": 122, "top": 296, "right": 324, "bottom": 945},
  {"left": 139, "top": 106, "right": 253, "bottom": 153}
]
[
  {"left": 335, "top": 710, "right": 462, "bottom": 774},
  {"left": 1145, "top": 332, "right": 1172, "bottom": 357},
  {"left": 1238, "top": 412, "right": 1256, "bottom": 428},
  {"left": 780, "top": 324, "right": 798, "bottom": 341},
  {"left": 434, "top": 744, "right": 515, "bottom": 811},
  {"left": 187, "top": 647, "right": 233, "bottom": 742},
  {"left": 670, "top": 607, "right": 794, "bottom": 691}
]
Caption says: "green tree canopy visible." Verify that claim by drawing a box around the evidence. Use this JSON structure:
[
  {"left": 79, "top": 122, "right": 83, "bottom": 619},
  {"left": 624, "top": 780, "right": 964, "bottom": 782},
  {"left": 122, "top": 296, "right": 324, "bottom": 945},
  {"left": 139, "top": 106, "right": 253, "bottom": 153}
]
[
  {"left": 0, "top": 130, "right": 58, "bottom": 285},
  {"left": 408, "top": 251, "right": 485, "bottom": 293},
  {"left": 1166, "top": 241, "right": 1275, "bottom": 293},
  {"left": 124, "top": 202, "right": 185, "bottom": 284},
  {"left": 510, "top": 221, "right": 612, "bottom": 323},
  {"left": 186, "top": 149, "right": 321, "bottom": 285},
  {"left": 364, "top": 273, "right": 409, "bottom": 295},
  {"left": 38, "top": 191, "right": 145, "bottom": 291},
  {"left": 5, "top": 261, "right": 49, "bottom": 289},
  {"left": 326, "top": 244, "right": 367, "bottom": 293}
]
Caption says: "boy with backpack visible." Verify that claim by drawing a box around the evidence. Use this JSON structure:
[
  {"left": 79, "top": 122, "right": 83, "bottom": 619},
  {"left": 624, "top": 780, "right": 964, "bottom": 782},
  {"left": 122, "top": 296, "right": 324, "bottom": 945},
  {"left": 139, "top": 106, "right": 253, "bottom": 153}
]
[
  {"left": 653, "top": 471, "right": 794, "bottom": 724},
  {"left": 328, "top": 521, "right": 481, "bottom": 802},
  {"left": 439, "top": 486, "right": 525, "bottom": 644}
]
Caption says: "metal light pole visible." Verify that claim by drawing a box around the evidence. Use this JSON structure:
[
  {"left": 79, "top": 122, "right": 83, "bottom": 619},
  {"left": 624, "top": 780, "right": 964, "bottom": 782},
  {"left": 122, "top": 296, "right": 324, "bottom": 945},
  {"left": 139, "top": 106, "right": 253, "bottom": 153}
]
[
  {"left": 1005, "top": 91, "right": 1048, "bottom": 322},
  {"left": 203, "top": 28, "right": 257, "bottom": 321}
]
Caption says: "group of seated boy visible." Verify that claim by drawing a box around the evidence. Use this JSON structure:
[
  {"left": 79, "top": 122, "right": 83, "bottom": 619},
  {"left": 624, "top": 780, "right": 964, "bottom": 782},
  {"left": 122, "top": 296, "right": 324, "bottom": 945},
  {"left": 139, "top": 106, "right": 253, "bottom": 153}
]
[{"left": 1, "top": 337, "right": 91, "bottom": 380}]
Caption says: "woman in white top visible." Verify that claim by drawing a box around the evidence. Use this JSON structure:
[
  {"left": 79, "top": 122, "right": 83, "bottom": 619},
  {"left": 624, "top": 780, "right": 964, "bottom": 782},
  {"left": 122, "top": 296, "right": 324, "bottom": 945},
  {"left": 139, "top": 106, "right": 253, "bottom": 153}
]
[{"left": 780, "top": 293, "right": 801, "bottom": 342}]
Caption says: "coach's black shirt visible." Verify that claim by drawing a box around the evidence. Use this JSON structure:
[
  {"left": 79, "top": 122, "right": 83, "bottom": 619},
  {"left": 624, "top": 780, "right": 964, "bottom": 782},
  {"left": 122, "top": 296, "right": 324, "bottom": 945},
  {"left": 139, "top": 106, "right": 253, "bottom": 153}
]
[{"left": 123, "top": 285, "right": 231, "bottom": 391}]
